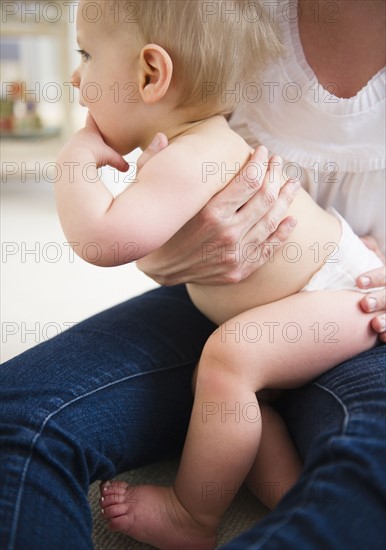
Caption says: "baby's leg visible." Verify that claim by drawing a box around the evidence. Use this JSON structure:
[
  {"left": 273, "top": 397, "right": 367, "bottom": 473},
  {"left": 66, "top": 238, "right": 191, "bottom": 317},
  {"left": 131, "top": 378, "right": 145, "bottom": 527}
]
[
  {"left": 206, "top": 289, "right": 377, "bottom": 391},
  {"left": 100, "top": 342, "right": 262, "bottom": 550},
  {"left": 246, "top": 402, "right": 303, "bottom": 510},
  {"left": 100, "top": 290, "right": 376, "bottom": 548}
]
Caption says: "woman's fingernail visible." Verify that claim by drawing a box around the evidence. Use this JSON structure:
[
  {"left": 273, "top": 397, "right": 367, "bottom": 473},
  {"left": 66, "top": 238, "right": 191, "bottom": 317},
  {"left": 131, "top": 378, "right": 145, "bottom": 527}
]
[
  {"left": 149, "top": 134, "right": 161, "bottom": 151},
  {"left": 291, "top": 179, "right": 301, "bottom": 191},
  {"left": 359, "top": 276, "right": 371, "bottom": 288},
  {"left": 366, "top": 297, "right": 377, "bottom": 311},
  {"left": 379, "top": 317, "right": 386, "bottom": 331},
  {"left": 288, "top": 218, "right": 297, "bottom": 229}
]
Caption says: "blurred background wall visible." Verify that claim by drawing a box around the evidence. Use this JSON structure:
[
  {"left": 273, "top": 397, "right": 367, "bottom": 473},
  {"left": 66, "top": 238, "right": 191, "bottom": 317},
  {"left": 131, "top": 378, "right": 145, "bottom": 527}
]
[{"left": 1, "top": 1, "right": 157, "bottom": 362}]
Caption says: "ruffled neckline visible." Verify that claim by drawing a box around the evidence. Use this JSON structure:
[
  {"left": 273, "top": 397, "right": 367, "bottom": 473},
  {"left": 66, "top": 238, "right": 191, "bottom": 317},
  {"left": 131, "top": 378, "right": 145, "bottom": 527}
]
[{"left": 281, "top": 0, "right": 386, "bottom": 115}]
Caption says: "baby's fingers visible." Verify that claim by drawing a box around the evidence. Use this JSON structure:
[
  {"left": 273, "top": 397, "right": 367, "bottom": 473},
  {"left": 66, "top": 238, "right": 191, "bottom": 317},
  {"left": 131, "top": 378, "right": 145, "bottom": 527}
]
[
  {"left": 96, "top": 142, "right": 129, "bottom": 171},
  {"left": 103, "top": 147, "right": 129, "bottom": 172},
  {"left": 137, "top": 132, "right": 168, "bottom": 172}
]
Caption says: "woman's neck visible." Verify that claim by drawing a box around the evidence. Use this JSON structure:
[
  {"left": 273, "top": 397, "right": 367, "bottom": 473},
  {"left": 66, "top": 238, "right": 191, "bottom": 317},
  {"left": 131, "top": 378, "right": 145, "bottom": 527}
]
[{"left": 298, "top": 0, "right": 385, "bottom": 98}]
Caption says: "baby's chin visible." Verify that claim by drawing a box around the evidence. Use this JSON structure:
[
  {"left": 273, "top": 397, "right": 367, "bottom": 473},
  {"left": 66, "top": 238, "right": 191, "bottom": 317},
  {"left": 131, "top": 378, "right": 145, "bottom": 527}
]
[{"left": 103, "top": 133, "right": 134, "bottom": 156}]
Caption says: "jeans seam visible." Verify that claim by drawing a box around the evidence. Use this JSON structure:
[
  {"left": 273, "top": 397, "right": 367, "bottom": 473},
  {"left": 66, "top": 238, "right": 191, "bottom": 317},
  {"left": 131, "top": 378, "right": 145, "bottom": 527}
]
[
  {"left": 243, "top": 380, "right": 350, "bottom": 550},
  {"left": 8, "top": 360, "right": 195, "bottom": 550},
  {"left": 313, "top": 381, "right": 349, "bottom": 436}
]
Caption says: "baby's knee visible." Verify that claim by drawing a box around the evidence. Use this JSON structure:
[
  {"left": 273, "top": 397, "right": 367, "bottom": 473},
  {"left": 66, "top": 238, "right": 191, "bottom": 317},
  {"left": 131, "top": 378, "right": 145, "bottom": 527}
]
[
  {"left": 197, "top": 331, "right": 241, "bottom": 384},
  {"left": 201, "top": 330, "right": 238, "bottom": 365}
]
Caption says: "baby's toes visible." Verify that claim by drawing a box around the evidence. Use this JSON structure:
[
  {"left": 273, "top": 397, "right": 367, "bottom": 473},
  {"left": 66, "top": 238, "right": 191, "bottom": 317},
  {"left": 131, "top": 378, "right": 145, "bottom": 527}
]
[
  {"left": 101, "top": 502, "right": 135, "bottom": 534},
  {"left": 100, "top": 492, "right": 125, "bottom": 509},
  {"left": 100, "top": 480, "right": 129, "bottom": 496},
  {"left": 101, "top": 502, "right": 129, "bottom": 520}
]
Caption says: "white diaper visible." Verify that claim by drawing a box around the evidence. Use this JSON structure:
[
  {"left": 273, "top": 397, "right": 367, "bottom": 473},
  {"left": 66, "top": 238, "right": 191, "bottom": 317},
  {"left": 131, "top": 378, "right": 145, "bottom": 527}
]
[{"left": 301, "top": 208, "right": 384, "bottom": 293}]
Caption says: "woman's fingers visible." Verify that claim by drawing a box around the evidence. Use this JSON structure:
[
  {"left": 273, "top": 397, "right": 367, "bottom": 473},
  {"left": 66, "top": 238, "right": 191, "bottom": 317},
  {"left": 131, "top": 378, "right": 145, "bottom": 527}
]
[
  {"left": 139, "top": 146, "right": 299, "bottom": 286},
  {"left": 360, "top": 288, "right": 386, "bottom": 314},
  {"left": 358, "top": 268, "right": 386, "bottom": 311},
  {"left": 206, "top": 145, "right": 270, "bottom": 218},
  {"left": 356, "top": 266, "right": 386, "bottom": 341},
  {"left": 371, "top": 315, "right": 386, "bottom": 342},
  {"left": 357, "top": 266, "right": 386, "bottom": 290},
  {"left": 241, "top": 178, "right": 300, "bottom": 243}
]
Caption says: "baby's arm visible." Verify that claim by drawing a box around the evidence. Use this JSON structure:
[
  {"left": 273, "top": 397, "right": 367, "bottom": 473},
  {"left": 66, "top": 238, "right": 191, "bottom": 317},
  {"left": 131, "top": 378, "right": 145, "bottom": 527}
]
[{"left": 55, "top": 114, "right": 224, "bottom": 266}]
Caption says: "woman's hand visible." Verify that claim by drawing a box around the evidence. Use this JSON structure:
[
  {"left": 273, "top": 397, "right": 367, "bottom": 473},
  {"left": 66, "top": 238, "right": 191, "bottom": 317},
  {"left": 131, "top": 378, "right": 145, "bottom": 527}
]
[
  {"left": 357, "top": 264, "right": 386, "bottom": 343},
  {"left": 136, "top": 137, "right": 299, "bottom": 285}
]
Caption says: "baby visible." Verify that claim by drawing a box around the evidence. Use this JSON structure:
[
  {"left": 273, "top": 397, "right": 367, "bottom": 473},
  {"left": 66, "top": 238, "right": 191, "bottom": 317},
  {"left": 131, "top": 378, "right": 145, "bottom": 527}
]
[{"left": 55, "top": 1, "right": 383, "bottom": 549}]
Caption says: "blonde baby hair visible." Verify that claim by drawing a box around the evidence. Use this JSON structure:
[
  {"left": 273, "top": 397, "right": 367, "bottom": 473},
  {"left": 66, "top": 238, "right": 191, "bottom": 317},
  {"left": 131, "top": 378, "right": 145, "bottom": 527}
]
[{"left": 98, "top": 0, "right": 282, "bottom": 118}]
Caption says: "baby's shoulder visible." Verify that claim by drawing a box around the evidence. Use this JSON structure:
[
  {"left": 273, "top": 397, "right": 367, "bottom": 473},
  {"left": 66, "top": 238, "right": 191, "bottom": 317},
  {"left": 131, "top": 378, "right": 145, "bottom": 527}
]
[
  {"left": 172, "top": 116, "right": 252, "bottom": 188},
  {"left": 181, "top": 115, "right": 250, "bottom": 150},
  {"left": 138, "top": 116, "right": 252, "bottom": 194}
]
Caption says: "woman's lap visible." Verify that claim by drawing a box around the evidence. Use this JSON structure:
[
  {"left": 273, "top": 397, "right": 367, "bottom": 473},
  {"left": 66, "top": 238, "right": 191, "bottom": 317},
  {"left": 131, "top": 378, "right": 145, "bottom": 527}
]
[
  {"left": 0, "top": 285, "right": 215, "bottom": 550},
  {"left": 221, "top": 344, "right": 386, "bottom": 549},
  {"left": 1, "top": 284, "right": 384, "bottom": 549}
]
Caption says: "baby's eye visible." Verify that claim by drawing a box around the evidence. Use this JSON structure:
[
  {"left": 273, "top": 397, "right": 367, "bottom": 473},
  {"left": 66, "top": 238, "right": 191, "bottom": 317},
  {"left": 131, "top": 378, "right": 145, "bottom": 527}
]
[{"left": 77, "top": 49, "right": 90, "bottom": 62}]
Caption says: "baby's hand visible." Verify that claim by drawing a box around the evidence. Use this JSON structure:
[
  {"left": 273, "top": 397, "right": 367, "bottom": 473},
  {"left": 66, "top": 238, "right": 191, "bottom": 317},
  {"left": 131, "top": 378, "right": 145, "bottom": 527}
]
[
  {"left": 136, "top": 133, "right": 169, "bottom": 172},
  {"left": 58, "top": 112, "right": 129, "bottom": 172}
]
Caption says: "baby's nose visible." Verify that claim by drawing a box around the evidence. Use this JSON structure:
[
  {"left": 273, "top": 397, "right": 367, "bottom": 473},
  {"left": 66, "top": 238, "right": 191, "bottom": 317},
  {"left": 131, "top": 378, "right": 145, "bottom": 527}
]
[
  {"left": 71, "top": 73, "right": 80, "bottom": 89},
  {"left": 70, "top": 71, "right": 86, "bottom": 106}
]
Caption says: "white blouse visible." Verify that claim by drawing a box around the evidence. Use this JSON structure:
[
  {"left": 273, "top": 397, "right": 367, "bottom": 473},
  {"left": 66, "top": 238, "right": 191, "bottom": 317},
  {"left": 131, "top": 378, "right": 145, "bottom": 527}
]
[{"left": 229, "top": 0, "right": 385, "bottom": 254}]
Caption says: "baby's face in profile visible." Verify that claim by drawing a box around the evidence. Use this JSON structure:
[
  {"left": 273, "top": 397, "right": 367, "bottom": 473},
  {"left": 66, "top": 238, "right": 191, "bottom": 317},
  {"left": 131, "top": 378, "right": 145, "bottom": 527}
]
[{"left": 71, "top": 1, "right": 143, "bottom": 154}]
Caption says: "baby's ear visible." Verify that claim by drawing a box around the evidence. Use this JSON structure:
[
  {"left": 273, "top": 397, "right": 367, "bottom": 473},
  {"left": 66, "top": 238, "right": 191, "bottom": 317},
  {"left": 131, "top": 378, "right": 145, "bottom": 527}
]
[{"left": 138, "top": 44, "right": 173, "bottom": 103}]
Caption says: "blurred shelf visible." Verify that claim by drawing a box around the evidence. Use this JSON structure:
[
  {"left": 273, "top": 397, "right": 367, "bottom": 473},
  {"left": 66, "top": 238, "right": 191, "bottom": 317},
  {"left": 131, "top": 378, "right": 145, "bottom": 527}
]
[
  {"left": 1, "top": 0, "right": 74, "bottom": 173},
  {"left": 1, "top": 137, "right": 65, "bottom": 182},
  {"left": 1, "top": 127, "right": 61, "bottom": 140}
]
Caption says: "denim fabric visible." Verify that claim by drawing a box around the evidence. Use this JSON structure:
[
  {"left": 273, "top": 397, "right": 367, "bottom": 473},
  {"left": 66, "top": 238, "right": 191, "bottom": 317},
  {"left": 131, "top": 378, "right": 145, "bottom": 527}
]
[
  {"left": 1, "top": 285, "right": 385, "bottom": 550},
  {"left": 221, "top": 344, "right": 386, "bottom": 550},
  {"left": 0, "top": 285, "right": 215, "bottom": 550}
]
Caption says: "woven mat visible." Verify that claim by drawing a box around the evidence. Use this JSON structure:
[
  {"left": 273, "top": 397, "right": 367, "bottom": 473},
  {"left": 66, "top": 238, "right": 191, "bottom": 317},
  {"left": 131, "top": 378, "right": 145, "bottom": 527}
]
[{"left": 89, "top": 460, "right": 268, "bottom": 549}]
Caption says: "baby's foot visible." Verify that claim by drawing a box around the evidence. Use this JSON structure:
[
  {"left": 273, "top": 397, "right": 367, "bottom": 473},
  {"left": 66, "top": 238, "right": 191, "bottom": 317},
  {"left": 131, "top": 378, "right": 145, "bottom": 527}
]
[{"left": 99, "top": 481, "right": 217, "bottom": 550}]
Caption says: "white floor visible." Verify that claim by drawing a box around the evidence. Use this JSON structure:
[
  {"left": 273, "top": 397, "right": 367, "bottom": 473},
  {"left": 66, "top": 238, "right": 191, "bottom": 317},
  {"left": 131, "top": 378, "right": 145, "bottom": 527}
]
[{"left": 1, "top": 168, "right": 158, "bottom": 363}]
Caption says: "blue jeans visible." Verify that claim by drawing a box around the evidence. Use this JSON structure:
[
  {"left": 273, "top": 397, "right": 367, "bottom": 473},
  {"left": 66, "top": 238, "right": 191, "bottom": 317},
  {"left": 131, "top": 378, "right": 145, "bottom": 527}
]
[
  {"left": 222, "top": 345, "right": 386, "bottom": 549},
  {"left": 1, "top": 285, "right": 385, "bottom": 549}
]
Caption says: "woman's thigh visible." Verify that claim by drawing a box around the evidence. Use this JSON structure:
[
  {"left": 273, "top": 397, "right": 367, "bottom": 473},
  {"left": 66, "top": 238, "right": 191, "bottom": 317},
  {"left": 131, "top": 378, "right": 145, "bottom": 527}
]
[
  {"left": 0, "top": 285, "right": 216, "bottom": 550},
  {"left": 1, "top": 284, "right": 216, "bottom": 470},
  {"left": 221, "top": 344, "right": 386, "bottom": 549}
]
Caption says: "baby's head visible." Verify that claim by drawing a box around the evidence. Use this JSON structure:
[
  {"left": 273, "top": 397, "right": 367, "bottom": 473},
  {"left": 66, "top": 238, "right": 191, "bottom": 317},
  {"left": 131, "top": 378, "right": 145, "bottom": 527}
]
[
  {"left": 73, "top": 0, "right": 281, "bottom": 152},
  {"left": 112, "top": 0, "right": 281, "bottom": 116}
]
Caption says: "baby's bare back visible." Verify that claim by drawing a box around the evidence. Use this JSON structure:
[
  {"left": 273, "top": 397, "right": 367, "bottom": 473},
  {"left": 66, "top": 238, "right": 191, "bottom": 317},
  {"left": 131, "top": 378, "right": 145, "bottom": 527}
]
[
  {"left": 173, "top": 118, "right": 342, "bottom": 325},
  {"left": 141, "top": 115, "right": 342, "bottom": 325},
  {"left": 188, "top": 189, "right": 341, "bottom": 325}
]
